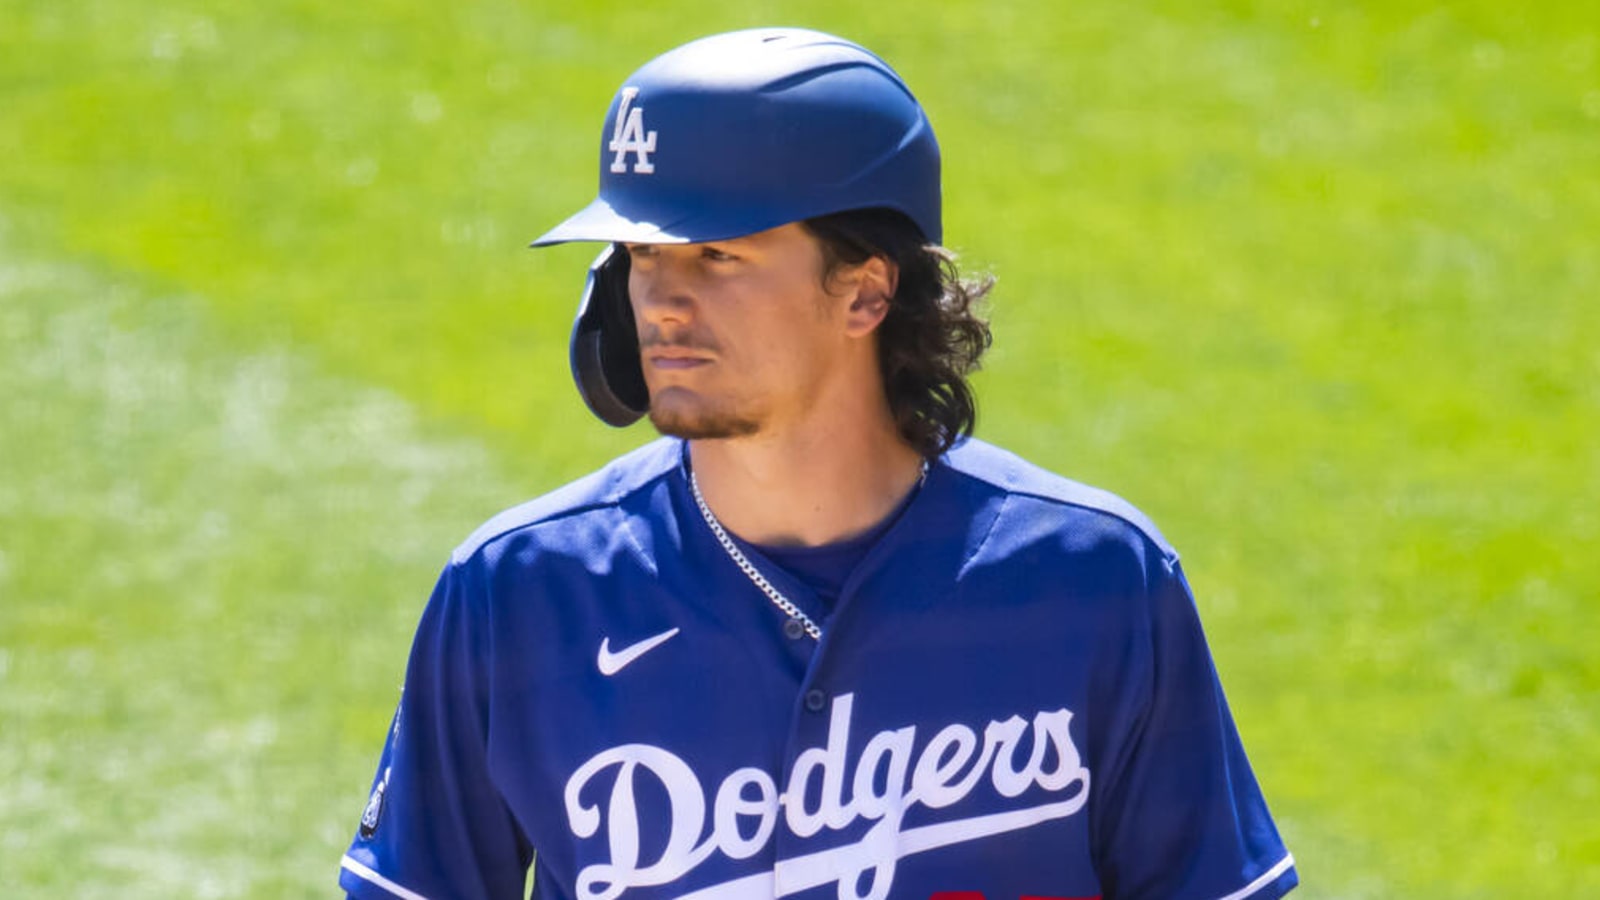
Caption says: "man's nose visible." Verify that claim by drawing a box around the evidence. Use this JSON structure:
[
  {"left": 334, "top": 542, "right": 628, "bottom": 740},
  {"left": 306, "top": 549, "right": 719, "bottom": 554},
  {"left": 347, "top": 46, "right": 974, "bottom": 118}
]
[{"left": 629, "top": 259, "right": 696, "bottom": 326}]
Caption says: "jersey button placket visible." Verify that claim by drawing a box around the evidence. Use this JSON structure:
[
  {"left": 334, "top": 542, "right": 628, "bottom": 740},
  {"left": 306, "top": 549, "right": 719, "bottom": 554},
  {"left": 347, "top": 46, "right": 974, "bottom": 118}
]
[{"left": 803, "top": 688, "right": 828, "bottom": 712}]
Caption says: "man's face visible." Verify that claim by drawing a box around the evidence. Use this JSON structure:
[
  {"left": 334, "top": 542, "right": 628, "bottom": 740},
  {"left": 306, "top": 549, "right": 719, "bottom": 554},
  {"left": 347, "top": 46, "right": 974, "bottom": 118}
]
[{"left": 624, "top": 223, "right": 856, "bottom": 441}]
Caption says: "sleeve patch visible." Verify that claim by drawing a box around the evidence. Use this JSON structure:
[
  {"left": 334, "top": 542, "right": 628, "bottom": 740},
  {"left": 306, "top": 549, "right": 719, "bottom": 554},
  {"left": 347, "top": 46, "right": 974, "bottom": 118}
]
[{"left": 358, "top": 766, "right": 390, "bottom": 840}]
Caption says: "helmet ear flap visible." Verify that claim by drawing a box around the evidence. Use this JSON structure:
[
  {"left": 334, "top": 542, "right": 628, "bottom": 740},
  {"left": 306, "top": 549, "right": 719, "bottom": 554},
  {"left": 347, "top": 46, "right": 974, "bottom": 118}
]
[{"left": 569, "top": 245, "right": 649, "bottom": 427}]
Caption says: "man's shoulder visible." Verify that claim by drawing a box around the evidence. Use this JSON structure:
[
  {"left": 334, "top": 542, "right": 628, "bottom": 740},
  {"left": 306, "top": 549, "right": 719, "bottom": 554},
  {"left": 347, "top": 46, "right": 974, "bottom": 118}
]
[
  {"left": 449, "top": 437, "right": 680, "bottom": 565},
  {"left": 943, "top": 437, "right": 1177, "bottom": 562}
]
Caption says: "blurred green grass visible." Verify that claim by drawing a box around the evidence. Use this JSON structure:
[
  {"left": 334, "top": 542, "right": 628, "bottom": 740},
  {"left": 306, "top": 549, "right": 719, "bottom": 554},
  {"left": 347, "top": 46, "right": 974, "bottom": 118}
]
[
  {"left": 1, "top": 0, "right": 1596, "bottom": 896},
  {"left": 0, "top": 250, "right": 516, "bottom": 894}
]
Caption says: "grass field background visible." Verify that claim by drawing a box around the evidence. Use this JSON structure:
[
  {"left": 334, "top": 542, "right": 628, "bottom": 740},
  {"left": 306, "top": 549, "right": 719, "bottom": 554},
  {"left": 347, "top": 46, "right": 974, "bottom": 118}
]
[{"left": 2, "top": 0, "right": 1596, "bottom": 896}]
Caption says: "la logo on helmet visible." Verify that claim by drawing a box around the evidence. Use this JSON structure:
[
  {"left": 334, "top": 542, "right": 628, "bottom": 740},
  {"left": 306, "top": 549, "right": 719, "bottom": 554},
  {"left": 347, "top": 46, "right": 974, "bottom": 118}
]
[{"left": 608, "top": 87, "right": 657, "bottom": 174}]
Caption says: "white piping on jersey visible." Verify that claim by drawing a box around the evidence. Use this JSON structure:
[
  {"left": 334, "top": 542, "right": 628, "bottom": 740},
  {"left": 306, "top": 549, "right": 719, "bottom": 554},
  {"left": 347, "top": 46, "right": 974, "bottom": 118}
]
[
  {"left": 1215, "top": 851, "right": 1296, "bottom": 900},
  {"left": 340, "top": 854, "right": 432, "bottom": 900}
]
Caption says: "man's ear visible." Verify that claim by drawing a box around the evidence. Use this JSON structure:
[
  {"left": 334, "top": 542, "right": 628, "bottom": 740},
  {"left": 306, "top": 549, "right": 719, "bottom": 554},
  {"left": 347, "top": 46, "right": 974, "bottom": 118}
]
[{"left": 843, "top": 255, "right": 898, "bottom": 338}]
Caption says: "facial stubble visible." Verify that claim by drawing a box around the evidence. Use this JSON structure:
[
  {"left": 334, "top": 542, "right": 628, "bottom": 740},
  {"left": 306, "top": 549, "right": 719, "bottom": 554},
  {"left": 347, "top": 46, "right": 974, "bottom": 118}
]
[{"left": 646, "top": 390, "right": 762, "bottom": 441}]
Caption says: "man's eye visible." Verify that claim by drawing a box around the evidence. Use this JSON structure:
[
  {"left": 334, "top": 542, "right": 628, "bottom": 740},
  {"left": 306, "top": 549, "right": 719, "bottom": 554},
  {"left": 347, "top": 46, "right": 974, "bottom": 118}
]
[
  {"left": 701, "top": 246, "right": 738, "bottom": 262},
  {"left": 625, "top": 244, "right": 658, "bottom": 259}
]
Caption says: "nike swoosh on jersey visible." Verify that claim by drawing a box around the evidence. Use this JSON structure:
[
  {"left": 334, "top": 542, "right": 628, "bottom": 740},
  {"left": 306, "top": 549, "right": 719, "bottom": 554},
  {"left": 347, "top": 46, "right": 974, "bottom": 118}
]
[{"left": 597, "top": 627, "right": 681, "bottom": 676}]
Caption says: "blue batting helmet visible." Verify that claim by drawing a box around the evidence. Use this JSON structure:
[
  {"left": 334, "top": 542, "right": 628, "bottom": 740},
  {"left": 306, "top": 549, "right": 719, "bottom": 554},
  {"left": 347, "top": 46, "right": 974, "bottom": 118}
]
[{"left": 531, "top": 27, "right": 942, "bottom": 427}]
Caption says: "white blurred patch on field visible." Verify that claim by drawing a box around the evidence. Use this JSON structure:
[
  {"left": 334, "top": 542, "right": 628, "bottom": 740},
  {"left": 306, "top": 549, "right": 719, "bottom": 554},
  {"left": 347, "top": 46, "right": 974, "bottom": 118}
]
[
  {"left": 0, "top": 247, "right": 511, "bottom": 898},
  {"left": 0, "top": 254, "right": 502, "bottom": 571}
]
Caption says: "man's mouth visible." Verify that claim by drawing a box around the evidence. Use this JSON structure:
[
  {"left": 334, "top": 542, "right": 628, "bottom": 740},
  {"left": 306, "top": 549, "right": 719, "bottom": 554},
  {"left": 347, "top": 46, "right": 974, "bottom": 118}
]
[
  {"left": 644, "top": 346, "right": 714, "bottom": 369},
  {"left": 649, "top": 355, "right": 711, "bottom": 370}
]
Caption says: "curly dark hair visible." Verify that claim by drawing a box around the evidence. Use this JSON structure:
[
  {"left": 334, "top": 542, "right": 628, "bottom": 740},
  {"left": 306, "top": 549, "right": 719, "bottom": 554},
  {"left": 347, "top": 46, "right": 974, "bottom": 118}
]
[{"left": 802, "top": 209, "right": 994, "bottom": 459}]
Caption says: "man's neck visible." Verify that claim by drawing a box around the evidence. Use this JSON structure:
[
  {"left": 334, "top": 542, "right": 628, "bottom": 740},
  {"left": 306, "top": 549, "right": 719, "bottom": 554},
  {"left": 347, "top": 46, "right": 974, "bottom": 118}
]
[{"left": 688, "top": 416, "right": 925, "bottom": 548}]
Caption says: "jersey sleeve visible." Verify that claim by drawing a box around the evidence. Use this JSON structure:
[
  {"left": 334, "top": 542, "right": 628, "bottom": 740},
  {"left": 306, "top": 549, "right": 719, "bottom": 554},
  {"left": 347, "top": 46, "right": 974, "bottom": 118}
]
[
  {"left": 338, "top": 560, "right": 533, "bottom": 900},
  {"left": 1090, "top": 556, "right": 1297, "bottom": 900}
]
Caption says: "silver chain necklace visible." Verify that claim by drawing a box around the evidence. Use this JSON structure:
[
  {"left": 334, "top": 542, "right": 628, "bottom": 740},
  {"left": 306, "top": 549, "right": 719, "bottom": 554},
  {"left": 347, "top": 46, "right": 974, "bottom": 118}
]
[{"left": 688, "top": 461, "right": 929, "bottom": 642}]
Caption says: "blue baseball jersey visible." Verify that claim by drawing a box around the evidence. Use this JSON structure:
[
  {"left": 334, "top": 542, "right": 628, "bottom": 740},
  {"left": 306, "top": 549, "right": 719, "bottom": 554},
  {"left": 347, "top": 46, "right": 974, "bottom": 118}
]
[{"left": 339, "top": 437, "right": 1296, "bottom": 900}]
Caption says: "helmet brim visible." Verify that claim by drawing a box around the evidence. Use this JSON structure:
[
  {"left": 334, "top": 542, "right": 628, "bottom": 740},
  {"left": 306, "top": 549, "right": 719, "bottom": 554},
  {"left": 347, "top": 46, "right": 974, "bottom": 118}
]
[
  {"left": 529, "top": 197, "right": 690, "bottom": 247},
  {"left": 530, "top": 195, "right": 814, "bottom": 248}
]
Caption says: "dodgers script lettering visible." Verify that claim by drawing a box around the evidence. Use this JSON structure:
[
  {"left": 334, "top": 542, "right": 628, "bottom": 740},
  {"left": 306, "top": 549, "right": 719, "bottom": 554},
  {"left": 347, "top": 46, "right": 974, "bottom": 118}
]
[{"left": 563, "top": 694, "right": 1092, "bottom": 900}]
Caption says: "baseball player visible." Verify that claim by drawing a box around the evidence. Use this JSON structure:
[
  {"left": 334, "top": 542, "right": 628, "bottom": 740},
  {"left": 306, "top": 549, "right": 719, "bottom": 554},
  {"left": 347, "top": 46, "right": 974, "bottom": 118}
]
[{"left": 339, "top": 27, "right": 1296, "bottom": 900}]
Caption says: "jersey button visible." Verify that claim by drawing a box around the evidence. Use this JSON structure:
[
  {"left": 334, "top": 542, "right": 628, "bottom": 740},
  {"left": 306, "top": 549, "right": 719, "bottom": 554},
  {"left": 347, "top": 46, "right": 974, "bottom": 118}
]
[
  {"left": 803, "top": 689, "right": 828, "bottom": 712},
  {"left": 783, "top": 618, "right": 807, "bottom": 640}
]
